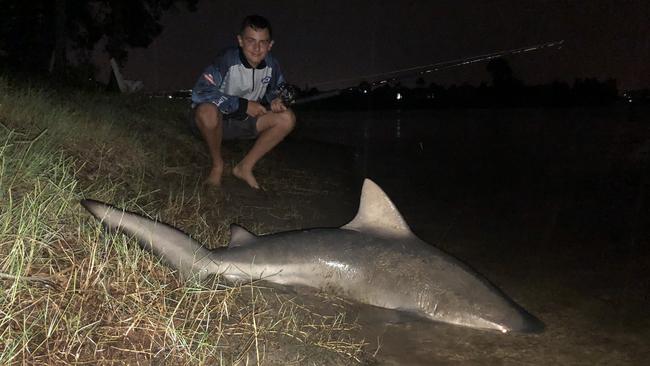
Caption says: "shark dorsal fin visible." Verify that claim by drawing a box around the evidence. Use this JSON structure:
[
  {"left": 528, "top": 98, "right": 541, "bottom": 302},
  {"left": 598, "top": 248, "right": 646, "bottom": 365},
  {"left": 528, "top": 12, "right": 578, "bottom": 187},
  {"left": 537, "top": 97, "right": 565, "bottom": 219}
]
[
  {"left": 229, "top": 224, "right": 258, "bottom": 247},
  {"left": 342, "top": 179, "right": 414, "bottom": 237}
]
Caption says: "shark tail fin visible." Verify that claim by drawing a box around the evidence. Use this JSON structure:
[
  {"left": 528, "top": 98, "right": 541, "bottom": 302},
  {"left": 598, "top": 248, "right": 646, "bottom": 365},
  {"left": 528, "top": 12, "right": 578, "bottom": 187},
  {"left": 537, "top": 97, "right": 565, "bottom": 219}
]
[{"left": 81, "top": 199, "right": 217, "bottom": 281}]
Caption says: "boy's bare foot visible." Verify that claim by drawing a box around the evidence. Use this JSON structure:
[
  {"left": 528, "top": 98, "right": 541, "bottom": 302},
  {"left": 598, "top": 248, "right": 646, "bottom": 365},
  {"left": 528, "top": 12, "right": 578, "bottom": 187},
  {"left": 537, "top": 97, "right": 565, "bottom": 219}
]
[
  {"left": 205, "top": 163, "right": 223, "bottom": 186},
  {"left": 233, "top": 164, "right": 260, "bottom": 189}
]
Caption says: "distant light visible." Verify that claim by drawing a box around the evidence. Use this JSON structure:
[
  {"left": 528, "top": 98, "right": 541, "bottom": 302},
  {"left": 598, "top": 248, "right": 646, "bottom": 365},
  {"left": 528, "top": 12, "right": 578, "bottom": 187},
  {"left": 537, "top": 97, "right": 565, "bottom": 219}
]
[
  {"left": 628, "top": 99, "right": 633, "bottom": 103},
  {"left": 362, "top": 89, "right": 368, "bottom": 94},
  {"left": 396, "top": 92, "right": 403, "bottom": 100},
  {"left": 168, "top": 95, "right": 172, "bottom": 99}
]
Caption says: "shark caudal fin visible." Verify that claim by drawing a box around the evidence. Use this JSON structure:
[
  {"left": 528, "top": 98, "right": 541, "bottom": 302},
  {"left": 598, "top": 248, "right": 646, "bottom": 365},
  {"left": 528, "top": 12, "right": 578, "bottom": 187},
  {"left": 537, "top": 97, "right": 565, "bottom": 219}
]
[
  {"left": 81, "top": 199, "right": 217, "bottom": 281},
  {"left": 342, "top": 179, "right": 414, "bottom": 237}
]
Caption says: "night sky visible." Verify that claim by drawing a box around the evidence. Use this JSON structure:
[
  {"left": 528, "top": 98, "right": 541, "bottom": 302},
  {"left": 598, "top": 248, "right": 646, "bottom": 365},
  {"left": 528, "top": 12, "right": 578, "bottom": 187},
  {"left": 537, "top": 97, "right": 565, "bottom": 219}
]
[{"left": 112, "top": 0, "right": 649, "bottom": 92}]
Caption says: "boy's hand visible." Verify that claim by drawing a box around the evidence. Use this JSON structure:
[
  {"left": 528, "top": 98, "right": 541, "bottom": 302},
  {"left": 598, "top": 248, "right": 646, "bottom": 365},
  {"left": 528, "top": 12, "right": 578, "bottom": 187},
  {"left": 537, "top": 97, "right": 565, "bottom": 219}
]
[
  {"left": 246, "top": 101, "right": 268, "bottom": 117},
  {"left": 270, "top": 98, "right": 287, "bottom": 113}
]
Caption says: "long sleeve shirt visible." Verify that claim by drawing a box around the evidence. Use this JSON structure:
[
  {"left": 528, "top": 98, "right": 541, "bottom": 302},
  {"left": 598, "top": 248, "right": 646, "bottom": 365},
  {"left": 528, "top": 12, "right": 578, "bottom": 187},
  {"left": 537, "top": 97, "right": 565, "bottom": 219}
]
[{"left": 191, "top": 47, "right": 285, "bottom": 118}]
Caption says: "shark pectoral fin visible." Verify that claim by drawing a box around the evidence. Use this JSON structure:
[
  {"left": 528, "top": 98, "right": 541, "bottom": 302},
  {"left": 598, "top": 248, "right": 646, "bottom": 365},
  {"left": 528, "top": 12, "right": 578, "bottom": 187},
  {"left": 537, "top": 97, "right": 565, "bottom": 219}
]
[
  {"left": 229, "top": 224, "right": 258, "bottom": 247},
  {"left": 341, "top": 179, "right": 415, "bottom": 237}
]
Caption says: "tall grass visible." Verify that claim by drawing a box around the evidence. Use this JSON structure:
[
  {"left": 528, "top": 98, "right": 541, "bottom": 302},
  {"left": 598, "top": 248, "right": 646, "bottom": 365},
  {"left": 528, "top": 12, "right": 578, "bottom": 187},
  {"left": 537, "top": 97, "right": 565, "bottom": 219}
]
[{"left": 0, "top": 76, "right": 365, "bottom": 364}]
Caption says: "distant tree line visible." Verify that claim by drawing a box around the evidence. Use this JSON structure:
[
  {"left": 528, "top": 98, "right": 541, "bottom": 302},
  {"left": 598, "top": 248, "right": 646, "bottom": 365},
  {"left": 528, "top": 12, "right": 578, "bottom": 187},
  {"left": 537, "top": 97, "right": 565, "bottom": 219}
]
[{"left": 297, "top": 59, "right": 622, "bottom": 110}]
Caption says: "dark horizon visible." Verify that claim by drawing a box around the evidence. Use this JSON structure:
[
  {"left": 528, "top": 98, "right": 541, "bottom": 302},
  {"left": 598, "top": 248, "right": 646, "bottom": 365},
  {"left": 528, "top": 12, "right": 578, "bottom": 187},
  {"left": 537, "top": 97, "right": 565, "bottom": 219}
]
[{"left": 107, "top": 0, "right": 649, "bottom": 92}]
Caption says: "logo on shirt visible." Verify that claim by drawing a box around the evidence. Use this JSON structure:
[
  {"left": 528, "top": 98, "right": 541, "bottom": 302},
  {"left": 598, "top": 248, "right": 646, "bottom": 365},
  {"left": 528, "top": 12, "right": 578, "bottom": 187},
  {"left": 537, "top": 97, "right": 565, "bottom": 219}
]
[
  {"left": 261, "top": 76, "right": 272, "bottom": 84},
  {"left": 203, "top": 73, "right": 216, "bottom": 86}
]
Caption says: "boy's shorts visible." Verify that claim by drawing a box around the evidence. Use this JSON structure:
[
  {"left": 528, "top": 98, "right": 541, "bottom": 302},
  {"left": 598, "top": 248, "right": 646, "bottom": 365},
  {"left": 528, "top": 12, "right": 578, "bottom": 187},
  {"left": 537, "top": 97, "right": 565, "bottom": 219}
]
[{"left": 188, "top": 106, "right": 259, "bottom": 140}]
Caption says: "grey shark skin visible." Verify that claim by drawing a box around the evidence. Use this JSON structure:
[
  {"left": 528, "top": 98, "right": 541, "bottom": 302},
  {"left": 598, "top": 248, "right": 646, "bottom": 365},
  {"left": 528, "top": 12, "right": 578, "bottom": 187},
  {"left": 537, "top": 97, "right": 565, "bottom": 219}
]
[{"left": 81, "top": 179, "right": 543, "bottom": 334}]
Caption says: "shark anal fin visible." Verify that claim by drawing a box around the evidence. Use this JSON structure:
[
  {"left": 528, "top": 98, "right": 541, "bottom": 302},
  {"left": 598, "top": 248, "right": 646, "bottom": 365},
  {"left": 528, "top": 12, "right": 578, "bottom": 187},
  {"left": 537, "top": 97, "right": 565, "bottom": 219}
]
[{"left": 229, "top": 224, "right": 258, "bottom": 247}]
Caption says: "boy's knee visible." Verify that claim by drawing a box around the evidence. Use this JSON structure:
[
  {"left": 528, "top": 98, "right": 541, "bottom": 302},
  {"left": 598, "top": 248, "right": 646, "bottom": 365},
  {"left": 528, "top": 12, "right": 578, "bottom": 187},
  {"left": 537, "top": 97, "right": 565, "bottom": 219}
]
[
  {"left": 278, "top": 110, "right": 296, "bottom": 132},
  {"left": 195, "top": 103, "right": 222, "bottom": 130}
]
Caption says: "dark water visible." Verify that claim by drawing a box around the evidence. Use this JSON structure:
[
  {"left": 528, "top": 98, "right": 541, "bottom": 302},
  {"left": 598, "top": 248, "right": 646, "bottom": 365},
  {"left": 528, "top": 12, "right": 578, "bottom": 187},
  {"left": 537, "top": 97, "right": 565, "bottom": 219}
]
[{"left": 293, "top": 106, "right": 650, "bottom": 365}]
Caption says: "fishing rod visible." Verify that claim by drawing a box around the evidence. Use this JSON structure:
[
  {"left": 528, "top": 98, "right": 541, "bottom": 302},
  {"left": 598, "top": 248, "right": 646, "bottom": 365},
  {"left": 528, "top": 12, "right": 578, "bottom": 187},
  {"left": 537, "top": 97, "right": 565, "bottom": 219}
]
[{"left": 279, "top": 39, "right": 564, "bottom": 105}]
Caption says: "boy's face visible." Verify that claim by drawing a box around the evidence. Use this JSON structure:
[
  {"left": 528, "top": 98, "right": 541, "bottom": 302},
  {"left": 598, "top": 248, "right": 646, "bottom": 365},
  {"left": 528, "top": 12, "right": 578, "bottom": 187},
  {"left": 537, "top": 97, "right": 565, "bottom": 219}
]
[{"left": 237, "top": 26, "right": 274, "bottom": 67}]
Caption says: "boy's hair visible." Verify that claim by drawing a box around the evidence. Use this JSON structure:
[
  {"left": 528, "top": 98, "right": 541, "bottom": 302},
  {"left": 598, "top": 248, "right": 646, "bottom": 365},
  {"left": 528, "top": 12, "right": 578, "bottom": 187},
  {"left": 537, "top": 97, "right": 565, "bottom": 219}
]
[{"left": 240, "top": 15, "right": 273, "bottom": 39}]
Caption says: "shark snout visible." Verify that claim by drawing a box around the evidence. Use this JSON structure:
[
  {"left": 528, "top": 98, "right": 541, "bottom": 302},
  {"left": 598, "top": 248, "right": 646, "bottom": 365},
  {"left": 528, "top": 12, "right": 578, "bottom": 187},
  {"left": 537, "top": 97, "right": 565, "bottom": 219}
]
[
  {"left": 496, "top": 307, "right": 544, "bottom": 334},
  {"left": 511, "top": 310, "right": 545, "bottom": 333}
]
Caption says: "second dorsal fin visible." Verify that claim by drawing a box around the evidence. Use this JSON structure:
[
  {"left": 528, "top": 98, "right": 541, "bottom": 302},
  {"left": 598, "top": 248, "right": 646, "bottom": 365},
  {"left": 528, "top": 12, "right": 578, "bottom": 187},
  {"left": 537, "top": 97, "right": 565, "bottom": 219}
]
[{"left": 229, "top": 224, "right": 258, "bottom": 247}]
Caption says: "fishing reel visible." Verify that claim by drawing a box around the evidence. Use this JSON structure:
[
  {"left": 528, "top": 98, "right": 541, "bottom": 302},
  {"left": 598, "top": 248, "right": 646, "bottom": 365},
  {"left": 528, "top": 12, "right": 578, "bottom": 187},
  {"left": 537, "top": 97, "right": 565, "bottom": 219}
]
[{"left": 278, "top": 83, "right": 299, "bottom": 105}]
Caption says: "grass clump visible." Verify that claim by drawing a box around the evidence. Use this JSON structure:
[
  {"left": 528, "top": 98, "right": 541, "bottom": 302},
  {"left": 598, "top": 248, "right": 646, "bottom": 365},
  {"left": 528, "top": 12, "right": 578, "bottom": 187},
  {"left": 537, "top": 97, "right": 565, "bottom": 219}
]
[{"left": 0, "top": 75, "right": 366, "bottom": 364}]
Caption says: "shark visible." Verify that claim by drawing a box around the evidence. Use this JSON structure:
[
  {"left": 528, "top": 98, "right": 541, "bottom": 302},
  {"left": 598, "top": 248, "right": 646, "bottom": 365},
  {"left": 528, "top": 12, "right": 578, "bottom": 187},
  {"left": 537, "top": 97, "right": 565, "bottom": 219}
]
[{"left": 81, "top": 179, "right": 543, "bottom": 333}]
